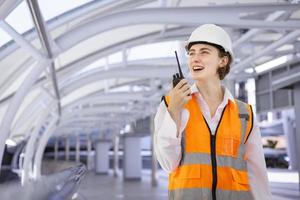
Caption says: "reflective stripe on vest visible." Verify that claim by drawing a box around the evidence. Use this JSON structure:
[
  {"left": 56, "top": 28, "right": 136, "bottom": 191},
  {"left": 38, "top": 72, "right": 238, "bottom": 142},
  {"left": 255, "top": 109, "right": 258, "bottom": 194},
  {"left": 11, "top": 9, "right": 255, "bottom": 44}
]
[
  {"left": 165, "top": 95, "right": 254, "bottom": 200},
  {"left": 180, "top": 152, "right": 247, "bottom": 170},
  {"left": 169, "top": 188, "right": 253, "bottom": 200}
]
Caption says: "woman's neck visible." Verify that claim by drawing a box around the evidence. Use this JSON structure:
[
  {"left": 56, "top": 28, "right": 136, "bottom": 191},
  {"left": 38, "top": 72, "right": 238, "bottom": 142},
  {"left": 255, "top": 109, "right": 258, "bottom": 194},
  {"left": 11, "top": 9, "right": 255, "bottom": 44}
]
[
  {"left": 196, "top": 80, "right": 223, "bottom": 101},
  {"left": 196, "top": 79, "right": 224, "bottom": 117}
]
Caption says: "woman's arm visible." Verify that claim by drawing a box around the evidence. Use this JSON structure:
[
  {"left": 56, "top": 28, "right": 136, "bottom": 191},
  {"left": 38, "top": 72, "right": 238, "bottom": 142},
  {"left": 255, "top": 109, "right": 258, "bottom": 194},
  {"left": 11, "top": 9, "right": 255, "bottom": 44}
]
[
  {"left": 245, "top": 117, "right": 272, "bottom": 200},
  {"left": 153, "top": 101, "right": 189, "bottom": 173}
]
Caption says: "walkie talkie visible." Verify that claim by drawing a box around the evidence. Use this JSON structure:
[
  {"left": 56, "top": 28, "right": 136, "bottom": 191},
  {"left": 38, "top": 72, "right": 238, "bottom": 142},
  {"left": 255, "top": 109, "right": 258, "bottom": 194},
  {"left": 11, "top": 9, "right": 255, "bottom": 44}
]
[{"left": 172, "top": 51, "right": 184, "bottom": 87}]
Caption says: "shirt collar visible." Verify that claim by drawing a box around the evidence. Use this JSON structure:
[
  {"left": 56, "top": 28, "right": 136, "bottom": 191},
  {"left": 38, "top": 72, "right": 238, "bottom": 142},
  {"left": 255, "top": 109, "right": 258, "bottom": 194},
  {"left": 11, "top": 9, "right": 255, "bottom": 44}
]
[{"left": 190, "top": 83, "right": 235, "bottom": 104}]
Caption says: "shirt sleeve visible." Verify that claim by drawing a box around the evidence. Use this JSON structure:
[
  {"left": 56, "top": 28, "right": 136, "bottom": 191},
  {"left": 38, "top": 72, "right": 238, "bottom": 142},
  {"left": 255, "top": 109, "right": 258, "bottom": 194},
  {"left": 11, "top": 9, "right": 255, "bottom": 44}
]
[
  {"left": 153, "top": 101, "right": 189, "bottom": 173},
  {"left": 245, "top": 115, "right": 272, "bottom": 200}
]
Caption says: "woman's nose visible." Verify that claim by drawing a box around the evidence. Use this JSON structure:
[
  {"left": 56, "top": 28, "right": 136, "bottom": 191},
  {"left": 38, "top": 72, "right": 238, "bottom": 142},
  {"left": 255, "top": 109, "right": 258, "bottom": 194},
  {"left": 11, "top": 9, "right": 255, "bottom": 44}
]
[{"left": 192, "top": 56, "right": 201, "bottom": 63}]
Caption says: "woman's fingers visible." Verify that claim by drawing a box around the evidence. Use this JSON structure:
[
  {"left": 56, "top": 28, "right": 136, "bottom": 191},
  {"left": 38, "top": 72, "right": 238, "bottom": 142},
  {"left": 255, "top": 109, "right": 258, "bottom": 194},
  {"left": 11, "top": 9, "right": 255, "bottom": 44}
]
[
  {"left": 174, "top": 79, "right": 188, "bottom": 90},
  {"left": 183, "top": 88, "right": 191, "bottom": 97},
  {"left": 180, "top": 84, "right": 190, "bottom": 93}
]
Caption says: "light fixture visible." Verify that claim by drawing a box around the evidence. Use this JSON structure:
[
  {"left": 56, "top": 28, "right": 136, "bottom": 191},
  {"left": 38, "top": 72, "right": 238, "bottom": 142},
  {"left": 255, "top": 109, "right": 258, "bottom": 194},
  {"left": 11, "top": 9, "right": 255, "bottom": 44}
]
[
  {"left": 255, "top": 55, "right": 290, "bottom": 74},
  {"left": 6, "top": 139, "right": 17, "bottom": 147},
  {"left": 244, "top": 68, "right": 254, "bottom": 74}
]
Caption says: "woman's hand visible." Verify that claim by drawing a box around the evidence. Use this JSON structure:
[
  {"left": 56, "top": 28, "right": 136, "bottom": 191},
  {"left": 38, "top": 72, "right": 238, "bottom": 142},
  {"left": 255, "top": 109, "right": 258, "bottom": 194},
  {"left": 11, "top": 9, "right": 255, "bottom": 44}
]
[{"left": 167, "top": 79, "right": 191, "bottom": 131}]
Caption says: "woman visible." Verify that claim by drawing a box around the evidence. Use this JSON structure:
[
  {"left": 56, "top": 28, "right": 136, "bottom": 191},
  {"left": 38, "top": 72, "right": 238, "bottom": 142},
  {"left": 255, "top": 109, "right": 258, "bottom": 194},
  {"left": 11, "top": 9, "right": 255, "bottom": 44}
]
[{"left": 154, "top": 24, "right": 271, "bottom": 200}]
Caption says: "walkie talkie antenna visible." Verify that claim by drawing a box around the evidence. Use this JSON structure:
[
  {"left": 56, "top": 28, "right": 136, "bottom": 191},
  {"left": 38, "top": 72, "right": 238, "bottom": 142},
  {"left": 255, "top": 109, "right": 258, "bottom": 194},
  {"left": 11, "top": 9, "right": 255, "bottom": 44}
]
[{"left": 175, "top": 51, "right": 184, "bottom": 78}]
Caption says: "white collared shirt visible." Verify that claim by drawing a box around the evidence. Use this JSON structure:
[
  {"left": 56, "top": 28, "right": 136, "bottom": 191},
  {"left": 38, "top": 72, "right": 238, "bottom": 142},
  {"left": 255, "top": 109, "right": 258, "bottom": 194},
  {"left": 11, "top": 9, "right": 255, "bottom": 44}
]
[
  {"left": 191, "top": 84, "right": 234, "bottom": 135},
  {"left": 154, "top": 83, "right": 272, "bottom": 200}
]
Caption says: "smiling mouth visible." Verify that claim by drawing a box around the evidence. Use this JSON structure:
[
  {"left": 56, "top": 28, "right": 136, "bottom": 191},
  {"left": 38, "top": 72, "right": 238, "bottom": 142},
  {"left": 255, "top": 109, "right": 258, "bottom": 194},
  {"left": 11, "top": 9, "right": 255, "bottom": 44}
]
[{"left": 193, "top": 66, "right": 204, "bottom": 71}]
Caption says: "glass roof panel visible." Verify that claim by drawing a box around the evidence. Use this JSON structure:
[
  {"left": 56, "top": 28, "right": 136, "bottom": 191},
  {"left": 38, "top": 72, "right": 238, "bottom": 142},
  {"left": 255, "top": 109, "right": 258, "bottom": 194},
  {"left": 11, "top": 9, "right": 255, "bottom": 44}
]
[
  {"left": 108, "top": 52, "right": 122, "bottom": 64},
  {"left": 5, "top": 1, "right": 34, "bottom": 34},
  {"left": 38, "top": 0, "right": 93, "bottom": 21},
  {"left": 2, "top": 0, "right": 93, "bottom": 47},
  {"left": 0, "top": 27, "right": 12, "bottom": 47},
  {"left": 128, "top": 41, "right": 181, "bottom": 61},
  {"left": 0, "top": 61, "right": 36, "bottom": 100}
]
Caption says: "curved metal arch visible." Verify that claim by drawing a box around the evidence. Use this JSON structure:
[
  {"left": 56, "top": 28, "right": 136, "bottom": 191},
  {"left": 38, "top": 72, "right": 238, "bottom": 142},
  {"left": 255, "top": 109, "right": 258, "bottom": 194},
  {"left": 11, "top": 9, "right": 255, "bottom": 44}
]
[
  {"left": 60, "top": 105, "right": 144, "bottom": 121},
  {"left": 11, "top": 89, "right": 54, "bottom": 134},
  {"left": 0, "top": 0, "right": 23, "bottom": 19},
  {"left": 60, "top": 56, "right": 184, "bottom": 88},
  {"left": 60, "top": 108, "right": 149, "bottom": 126},
  {"left": 63, "top": 91, "right": 154, "bottom": 111},
  {"left": 0, "top": 0, "right": 154, "bottom": 60},
  {"left": 60, "top": 93, "right": 160, "bottom": 125},
  {"left": 0, "top": 27, "right": 189, "bottom": 108},
  {"left": 0, "top": 27, "right": 188, "bottom": 118},
  {"left": 233, "top": 30, "right": 300, "bottom": 72},
  {"left": 56, "top": 119, "right": 133, "bottom": 136},
  {"left": 56, "top": 4, "right": 300, "bottom": 51},
  {"left": 21, "top": 99, "right": 57, "bottom": 184},
  {"left": 60, "top": 64, "right": 175, "bottom": 96},
  {"left": 60, "top": 116, "right": 127, "bottom": 124},
  {"left": 58, "top": 117, "right": 128, "bottom": 131},
  {"left": 0, "top": 59, "right": 51, "bottom": 171},
  {"left": 59, "top": 100, "right": 155, "bottom": 129},
  {"left": 41, "top": 27, "right": 191, "bottom": 89},
  {"left": 62, "top": 106, "right": 142, "bottom": 119},
  {"left": 33, "top": 114, "right": 59, "bottom": 178},
  {"left": 0, "top": 58, "right": 36, "bottom": 104},
  {"left": 62, "top": 78, "right": 153, "bottom": 103}
]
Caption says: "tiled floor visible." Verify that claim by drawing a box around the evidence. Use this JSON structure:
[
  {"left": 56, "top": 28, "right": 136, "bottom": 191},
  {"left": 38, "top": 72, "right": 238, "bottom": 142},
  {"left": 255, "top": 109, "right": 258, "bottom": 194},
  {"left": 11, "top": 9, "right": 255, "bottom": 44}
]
[
  {"left": 77, "top": 169, "right": 299, "bottom": 200},
  {"left": 77, "top": 171, "right": 167, "bottom": 200},
  {"left": 268, "top": 169, "right": 299, "bottom": 200}
]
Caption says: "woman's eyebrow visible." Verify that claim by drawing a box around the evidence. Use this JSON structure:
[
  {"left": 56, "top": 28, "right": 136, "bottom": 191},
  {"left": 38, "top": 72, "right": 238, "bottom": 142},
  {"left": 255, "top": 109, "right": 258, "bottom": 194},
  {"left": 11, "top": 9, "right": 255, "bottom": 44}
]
[
  {"left": 189, "top": 47, "right": 212, "bottom": 52},
  {"left": 199, "top": 47, "right": 212, "bottom": 51}
]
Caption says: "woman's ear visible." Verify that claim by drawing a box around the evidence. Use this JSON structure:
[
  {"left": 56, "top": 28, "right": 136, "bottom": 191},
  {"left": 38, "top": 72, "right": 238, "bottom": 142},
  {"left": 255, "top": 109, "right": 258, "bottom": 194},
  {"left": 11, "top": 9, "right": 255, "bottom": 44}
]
[{"left": 219, "top": 56, "right": 229, "bottom": 68}]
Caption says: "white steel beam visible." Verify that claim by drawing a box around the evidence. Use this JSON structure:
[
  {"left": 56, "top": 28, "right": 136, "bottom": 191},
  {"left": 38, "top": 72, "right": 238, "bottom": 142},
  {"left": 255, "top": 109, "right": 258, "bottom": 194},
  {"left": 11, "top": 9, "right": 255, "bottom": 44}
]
[
  {"left": 27, "top": 0, "right": 61, "bottom": 116},
  {"left": 0, "top": 20, "right": 44, "bottom": 60},
  {"left": 0, "top": 27, "right": 189, "bottom": 108},
  {"left": 233, "top": 11, "right": 286, "bottom": 48},
  {"left": 60, "top": 64, "right": 174, "bottom": 95},
  {"left": 0, "top": 58, "right": 35, "bottom": 101},
  {"left": 0, "top": 0, "right": 23, "bottom": 19},
  {"left": 33, "top": 114, "right": 58, "bottom": 178},
  {"left": 233, "top": 30, "right": 300, "bottom": 72},
  {"left": 21, "top": 100, "right": 55, "bottom": 184},
  {"left": 63, "top": 91, "right": 153, "bottom": 111},
  {"left": 0, "top": 0, "right": 154, "bottom": 59},
  {"left": 0, "top": 59, "right": 50, "bottom": 172},
  {"left": 56, "top": 5, "right": 300, "bottom": 51}
]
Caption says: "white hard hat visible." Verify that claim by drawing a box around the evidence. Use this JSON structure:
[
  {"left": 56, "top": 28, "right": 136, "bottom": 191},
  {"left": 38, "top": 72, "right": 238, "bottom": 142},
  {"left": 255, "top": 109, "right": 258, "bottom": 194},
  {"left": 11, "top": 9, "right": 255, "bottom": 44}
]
[{"left": 186, "top": 24, "right": 233, "bottom": 58}]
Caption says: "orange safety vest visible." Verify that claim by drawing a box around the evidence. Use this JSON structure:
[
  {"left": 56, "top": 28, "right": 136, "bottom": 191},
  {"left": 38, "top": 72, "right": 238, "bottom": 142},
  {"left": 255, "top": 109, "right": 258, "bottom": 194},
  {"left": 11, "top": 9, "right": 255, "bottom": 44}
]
[{"left": 164, "top": 94, "right": 254, "bottom": 200}]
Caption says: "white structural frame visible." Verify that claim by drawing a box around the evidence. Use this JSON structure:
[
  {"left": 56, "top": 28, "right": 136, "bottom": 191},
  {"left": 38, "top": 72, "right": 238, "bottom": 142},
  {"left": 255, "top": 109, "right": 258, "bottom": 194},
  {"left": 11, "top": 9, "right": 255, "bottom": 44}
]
[
  {"left": 33, "top": 113, "right": 58, "bottom": 178},
  {"left": 0, "top": 59, "right": 50, "bottom": 171},
  {"left": 21, "top": 99, "right": 56, "bottom": 184}
]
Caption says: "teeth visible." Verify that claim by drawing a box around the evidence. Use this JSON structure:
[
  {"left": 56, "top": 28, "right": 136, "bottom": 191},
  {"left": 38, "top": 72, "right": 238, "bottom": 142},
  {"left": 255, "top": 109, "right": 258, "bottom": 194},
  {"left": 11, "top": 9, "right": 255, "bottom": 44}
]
[{"left": 193, "top": 66, "right": 204, "bottom": 70}]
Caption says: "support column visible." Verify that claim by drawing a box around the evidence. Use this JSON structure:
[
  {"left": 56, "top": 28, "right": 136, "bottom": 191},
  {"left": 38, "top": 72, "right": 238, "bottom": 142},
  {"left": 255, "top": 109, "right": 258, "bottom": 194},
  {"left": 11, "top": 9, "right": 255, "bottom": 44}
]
[
  {"left": 86, "top": 134, "right": 92, "bottom": 170},
  {"left": 113, "top": 134, "right": 119, "bottom": 177},
  {"left": 76, "top": 134, "right": 80, "bottom": 163},
  {"left": 54, "top": 138, "right": 58, "bottom": 161},
  {"left": 282, "top": 110, "right": 298, "bottom": 170},
  {"left": 293, "top": 83, "right": 300, "bottom": 191},
  {"left": 150, "top": 115, "right": 158, "bottom": 186},
  {"left": 123, "top": 135, "right": 141, "bottom": 180},
  {"left": 95, "top": 139, "right": 111, "bottom": 174},
  {"left": 65, "top": 136, "right": 70, "bottom": 161}
]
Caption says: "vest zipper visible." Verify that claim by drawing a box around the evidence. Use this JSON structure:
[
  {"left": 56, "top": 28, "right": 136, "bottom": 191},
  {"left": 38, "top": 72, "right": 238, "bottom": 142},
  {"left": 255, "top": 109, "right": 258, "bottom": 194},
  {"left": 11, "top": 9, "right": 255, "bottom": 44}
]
[{"left": 202, "top": 106, "right": 227, "bottom": 200}]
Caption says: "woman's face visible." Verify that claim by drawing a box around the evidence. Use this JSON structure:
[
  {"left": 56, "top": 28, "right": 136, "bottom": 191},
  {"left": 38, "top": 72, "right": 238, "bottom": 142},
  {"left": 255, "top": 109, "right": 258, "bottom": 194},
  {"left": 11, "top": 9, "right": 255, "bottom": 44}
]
[{"left": 187, "top": 43, "right": 225, "bottom": 82}]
